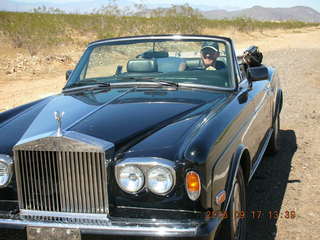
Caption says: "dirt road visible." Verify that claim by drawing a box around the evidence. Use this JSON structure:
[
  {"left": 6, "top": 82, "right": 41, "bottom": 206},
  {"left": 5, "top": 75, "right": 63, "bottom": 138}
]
[{"left": 0, "top": 28, "right": 320, "bottom": 239}]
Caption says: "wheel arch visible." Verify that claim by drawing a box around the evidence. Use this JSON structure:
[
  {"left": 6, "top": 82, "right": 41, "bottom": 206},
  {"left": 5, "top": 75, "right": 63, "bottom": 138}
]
[
  {"left": 222, "top": 144, "right": 251, "bottom": 211},
  {"left": 214, "top": 145, "right": 250, "bottom": 240}
]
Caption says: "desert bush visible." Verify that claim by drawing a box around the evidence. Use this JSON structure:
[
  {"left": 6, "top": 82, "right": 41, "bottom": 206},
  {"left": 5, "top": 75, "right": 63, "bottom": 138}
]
[
  {"left": 0, "top": 12, "right": 67, "bottom": 55},
  {"left": 0, "top": 4, "right": 318, "bottom": 55}
]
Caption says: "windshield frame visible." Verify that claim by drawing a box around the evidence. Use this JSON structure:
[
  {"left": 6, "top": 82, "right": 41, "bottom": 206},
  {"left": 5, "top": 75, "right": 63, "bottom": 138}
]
[{"left": 64, "top": 35, "right": 238, "bottom": 91}]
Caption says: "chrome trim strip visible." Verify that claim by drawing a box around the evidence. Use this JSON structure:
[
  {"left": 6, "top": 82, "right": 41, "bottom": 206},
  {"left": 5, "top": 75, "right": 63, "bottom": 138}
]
[
  {"left": 83, "top": 152, "right": 90, "bottom": 212},
  {"left": 28, "top": 151, "right": 35, "bottom": 210},
  {"left": 62, "top": 152, "right": 68, "bottom": 211},
  {"left": 75, "top": 152, "right": 82, "bottom": 213},
  {"left": 66, "top": 152, "right": 74, "bottom": 212},
  {"left": 89, "top": 35, "right": 230, "bottom": 47},
  {"left": 79, "top": 152, "right": 86, "bottom": 212},
  {"left": 14, "top": 132, "right": 113, "bottom": 152},
  {"left": 96, "top": 153, "right": 103, "bottom": 213},
  {"left": 37, "top": 152, "right": 43, "bottom": 211},
  {"left": 58, "top": 152, "right": 65, "bottom": 211},
  {"left": 101, "top": 154, "right": 109, "bottom": 213},
  {"left": 15, "top": 152, "right": 25, "bottom": 209},
  {"left": 20, "top": 210, "right": 108, "bottom": 220},
  {"left": 88, "top": 153, "right": 94, "bottom": 213},
  {"left": 49, "top": 151, "right": 55, "bottom": 211},
  {"left": 24, "top": 151, "right": 31, "bottom": 209},
  {"left": 115, "top": 205, "right": 202, "bottom": 214},
  {"left": 92, "top": 153, "right": 99, "bottom": 213}
]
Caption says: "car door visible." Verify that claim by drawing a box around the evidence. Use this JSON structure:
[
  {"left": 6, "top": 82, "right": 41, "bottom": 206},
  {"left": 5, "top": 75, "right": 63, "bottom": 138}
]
[
  {"left": 250, "top": 77, "right": 273, "bottom": 163},
  {"left": 237, "top": 70, "right": 272, "bottom": 164}
]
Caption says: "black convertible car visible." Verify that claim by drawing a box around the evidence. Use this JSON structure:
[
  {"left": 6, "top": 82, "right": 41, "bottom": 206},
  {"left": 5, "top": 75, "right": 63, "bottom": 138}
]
[{"left": 0, "top": 35, "right": 282, "bottom": 240}]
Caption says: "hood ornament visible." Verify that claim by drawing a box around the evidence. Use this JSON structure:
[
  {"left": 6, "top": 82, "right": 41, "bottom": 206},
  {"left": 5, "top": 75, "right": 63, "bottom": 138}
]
[{"left": 54, "top": 111, "right": 65, "bottom": 137}]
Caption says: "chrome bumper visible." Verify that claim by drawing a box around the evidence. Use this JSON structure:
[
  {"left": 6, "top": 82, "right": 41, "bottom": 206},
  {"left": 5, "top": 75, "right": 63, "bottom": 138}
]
[{"left": 0, "top": 216, "right": 221, "bottom": 238}]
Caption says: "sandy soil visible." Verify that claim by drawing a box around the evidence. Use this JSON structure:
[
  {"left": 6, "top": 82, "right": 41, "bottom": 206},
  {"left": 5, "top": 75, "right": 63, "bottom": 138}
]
[{"left": 0, "top": 27, "right": 320, "bottom": 239}]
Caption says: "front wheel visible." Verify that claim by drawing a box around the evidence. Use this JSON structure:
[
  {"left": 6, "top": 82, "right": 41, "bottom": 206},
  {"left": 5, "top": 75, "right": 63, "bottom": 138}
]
[{"left": 216, "top": 167, "right": 247, "bottom": 240}]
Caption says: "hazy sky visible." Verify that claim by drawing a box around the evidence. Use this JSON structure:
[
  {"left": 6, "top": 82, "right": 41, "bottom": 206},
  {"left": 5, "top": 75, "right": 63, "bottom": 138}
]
[{"left": 13, "top": 0, "right": 320, "bottom": 11}]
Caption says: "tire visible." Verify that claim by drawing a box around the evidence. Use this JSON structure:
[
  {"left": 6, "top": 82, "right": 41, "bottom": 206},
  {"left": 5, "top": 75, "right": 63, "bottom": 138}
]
[
  {"left": 216, "top": 167, "right": 247, "bottom": 240},
  {"left": 266, "top": 114, "right": 280, "bottom": 154}
]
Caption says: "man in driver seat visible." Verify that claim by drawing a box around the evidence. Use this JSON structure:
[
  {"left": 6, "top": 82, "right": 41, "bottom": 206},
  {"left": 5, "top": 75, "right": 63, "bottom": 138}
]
[{"left": 201, "top": 45, "right": 223, "bottom": 71}]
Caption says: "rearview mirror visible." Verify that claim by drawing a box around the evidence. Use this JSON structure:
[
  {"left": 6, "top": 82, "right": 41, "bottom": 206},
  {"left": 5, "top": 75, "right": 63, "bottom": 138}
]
[
  {"left": 247, "top": 66, "right": 269, "bottom": 82},
  {"left": 66, "top": 70, "right": 73, "bottom": 81}
]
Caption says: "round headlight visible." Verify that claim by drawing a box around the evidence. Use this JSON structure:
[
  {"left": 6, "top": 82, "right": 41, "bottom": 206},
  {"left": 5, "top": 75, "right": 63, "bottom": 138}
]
[
  {"left": 147, "top": 166, "right": 174, "bottom": 195},
  {"left": 0, "top": 155, "right": 13, "bottom": 188},
  {"left": 118, "top": 165, "right": 144, "bottom": 193}
]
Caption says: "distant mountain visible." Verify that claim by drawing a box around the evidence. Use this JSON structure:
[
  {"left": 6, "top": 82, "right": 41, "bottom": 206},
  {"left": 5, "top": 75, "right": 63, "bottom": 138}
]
[
  {"left": 0, "top": 0, "right": 134, "bottom": 13},
  {"left": 202, "top": 6, "right": 320, "bottom": 22},
  {"left": 1, "top": 1, "right": 320, "bottom": 23}
]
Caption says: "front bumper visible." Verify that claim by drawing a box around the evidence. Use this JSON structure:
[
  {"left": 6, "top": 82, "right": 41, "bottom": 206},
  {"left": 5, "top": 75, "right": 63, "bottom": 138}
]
[{"left": 0, "top": 215, "right": 222, "bottom": 240}]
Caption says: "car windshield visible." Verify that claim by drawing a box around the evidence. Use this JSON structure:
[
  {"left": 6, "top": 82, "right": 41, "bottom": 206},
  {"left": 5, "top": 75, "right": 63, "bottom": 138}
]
[{"left": 66, "top": 38, "right": 235, "bottom": 89}]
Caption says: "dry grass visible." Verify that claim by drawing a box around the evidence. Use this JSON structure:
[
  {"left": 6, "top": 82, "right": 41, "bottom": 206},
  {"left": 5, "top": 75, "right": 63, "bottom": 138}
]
[{"left": 0, "top": 10, "right": 318, "bottom": 56}]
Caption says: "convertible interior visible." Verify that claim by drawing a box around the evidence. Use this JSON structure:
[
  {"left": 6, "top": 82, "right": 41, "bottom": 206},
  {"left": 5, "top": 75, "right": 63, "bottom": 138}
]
[
  {"left": 127, "top": 50, "right": 227, "bottom": 73},
  {"left": 120, "top": 50, "right": 230, "bottom": 88}
]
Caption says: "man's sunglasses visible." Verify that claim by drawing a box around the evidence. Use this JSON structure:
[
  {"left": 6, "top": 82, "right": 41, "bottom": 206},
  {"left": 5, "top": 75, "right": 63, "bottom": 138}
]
[{"left": 203, "top": 54, "right": 215, "bottom": 60}]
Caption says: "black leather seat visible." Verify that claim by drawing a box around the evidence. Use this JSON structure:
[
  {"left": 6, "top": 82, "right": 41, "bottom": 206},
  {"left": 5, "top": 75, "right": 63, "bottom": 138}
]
[{"left": 127, "top": 59, "right": 158, "bottom": 73}]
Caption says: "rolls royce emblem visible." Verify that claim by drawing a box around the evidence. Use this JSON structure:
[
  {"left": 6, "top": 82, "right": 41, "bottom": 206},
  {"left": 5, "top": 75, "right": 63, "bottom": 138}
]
[{"left": 54, "top": 111, "right": 64, "bottom": 137}]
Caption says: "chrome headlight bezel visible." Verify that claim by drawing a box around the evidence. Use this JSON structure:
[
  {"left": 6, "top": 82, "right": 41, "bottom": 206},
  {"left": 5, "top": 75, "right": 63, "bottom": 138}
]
[
  {"left": 115, "top": 157, "right": 176, "bottom": 195},
  {"left": 0, "top": 154, "right": 13, "bottom": 188}
]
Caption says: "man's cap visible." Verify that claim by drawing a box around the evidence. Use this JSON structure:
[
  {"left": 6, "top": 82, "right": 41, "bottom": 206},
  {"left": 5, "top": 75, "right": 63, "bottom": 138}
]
[
  {"left": 201, "top": 41, "right": 219, "bottom": 50},
  {"left": 201, "top": 46, "right": 218, "bottom": 59}
]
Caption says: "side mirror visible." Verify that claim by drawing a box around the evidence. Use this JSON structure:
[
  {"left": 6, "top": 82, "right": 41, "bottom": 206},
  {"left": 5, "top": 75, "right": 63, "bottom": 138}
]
[
  {"left": 66, "top": 70, "right": 73, "bottom": 81},
  {"left": 247, "top": 65, "right": 269, "bottom": 82}
]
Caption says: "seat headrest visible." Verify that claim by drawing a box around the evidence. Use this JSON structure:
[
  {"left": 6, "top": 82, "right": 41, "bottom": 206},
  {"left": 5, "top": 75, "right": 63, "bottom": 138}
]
[
  {"left": 127, "top": 59, "right": 158, "bottom": 73},
  {"left": 140, "top": 51, "right": 169, "bottom": 59}
]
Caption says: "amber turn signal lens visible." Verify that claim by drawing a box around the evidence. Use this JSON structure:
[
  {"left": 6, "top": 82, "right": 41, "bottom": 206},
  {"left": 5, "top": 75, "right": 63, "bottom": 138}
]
[{"left": 186, "top": 171, "right": 201, "bottom": 201}]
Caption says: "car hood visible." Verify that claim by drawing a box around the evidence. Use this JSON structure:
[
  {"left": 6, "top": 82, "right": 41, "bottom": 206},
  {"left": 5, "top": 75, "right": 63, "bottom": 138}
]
[{"left": 9, "top": 87, "right": 230, "bottom": 151}]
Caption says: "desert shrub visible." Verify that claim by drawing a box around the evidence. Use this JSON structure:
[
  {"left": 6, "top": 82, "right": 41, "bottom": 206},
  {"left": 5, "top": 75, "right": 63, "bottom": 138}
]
[
  {"left": 0, "top": 12, "right": 67, "bottom": 55},
  {"left": 0, "top": 4, "right": 318, "bottom": 55}
]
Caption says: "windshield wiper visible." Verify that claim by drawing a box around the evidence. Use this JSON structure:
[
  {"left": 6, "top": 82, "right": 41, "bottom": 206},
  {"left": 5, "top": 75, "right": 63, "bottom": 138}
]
[
  {"left": 63, "top": 81, "right": 111, "bottom": 92},
  {"left": 66, "top": 81, "right": 110, "bottom": 89},
  {"left": 157, "top": 80, "right": 179, "bottom": 88}
]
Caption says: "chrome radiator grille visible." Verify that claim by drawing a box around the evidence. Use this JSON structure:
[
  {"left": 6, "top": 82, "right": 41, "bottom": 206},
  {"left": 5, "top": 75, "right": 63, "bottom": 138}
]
[{"left": 14, "top": 150, "right": 108, "bottom": 214}]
